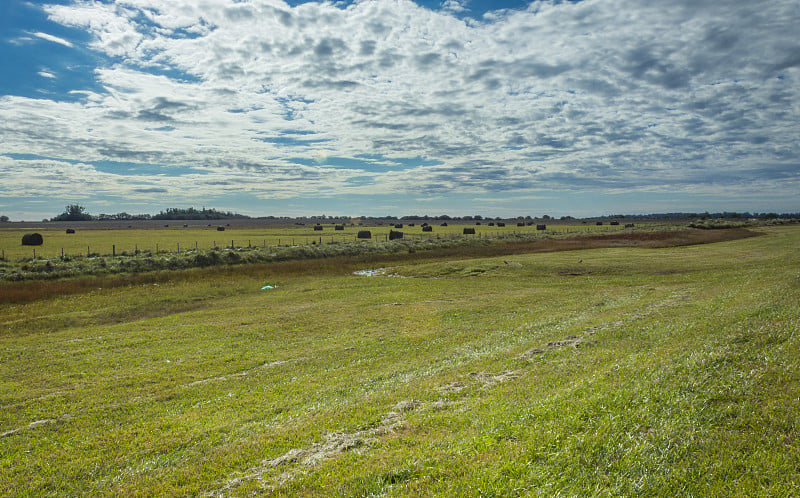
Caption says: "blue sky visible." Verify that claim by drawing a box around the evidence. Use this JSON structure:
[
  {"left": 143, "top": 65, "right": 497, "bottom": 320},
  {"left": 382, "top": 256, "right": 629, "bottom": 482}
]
[{"left": 1, "top": 0, "right": 798, "bottom": 220}]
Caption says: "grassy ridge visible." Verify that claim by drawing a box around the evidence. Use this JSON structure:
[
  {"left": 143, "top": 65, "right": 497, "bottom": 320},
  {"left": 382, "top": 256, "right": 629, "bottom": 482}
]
[
  {"left": 0, "top": 226, "right": 797, "bottom": 495},
  {"left": 0, "top": 224, "right": 752, "bottom": 284}
]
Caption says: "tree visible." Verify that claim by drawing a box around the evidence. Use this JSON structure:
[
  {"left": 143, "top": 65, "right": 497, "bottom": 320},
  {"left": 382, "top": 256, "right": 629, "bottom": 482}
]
[
  {"left": 51, "top": 204, "right": 93, "bottom": 222},
  {"left": 0, "top": 215, "right": 8, "bottom": 222}
]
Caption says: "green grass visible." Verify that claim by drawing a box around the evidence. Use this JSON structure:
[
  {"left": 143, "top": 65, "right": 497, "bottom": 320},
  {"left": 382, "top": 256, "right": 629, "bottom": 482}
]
[
  {"left": 1, "top": 225, "right": 798, "bottom": 496},
  {"left": 0, "top": 222, "right": 657, "bottom": 261}
]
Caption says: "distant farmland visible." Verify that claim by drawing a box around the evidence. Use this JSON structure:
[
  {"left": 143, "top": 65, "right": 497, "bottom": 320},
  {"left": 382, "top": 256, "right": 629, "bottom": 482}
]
[{"left": 1, "top": 220, "right": 662, "bottom": 262}]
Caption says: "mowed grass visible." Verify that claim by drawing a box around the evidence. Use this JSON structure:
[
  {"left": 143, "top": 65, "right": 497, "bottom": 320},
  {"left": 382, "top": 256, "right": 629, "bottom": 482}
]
[
  {"left": 0, "top": 222, "right": 646, "bottom": 261},
  {"left": 0, "top": 226, "right": 798, "bottom": 496}
]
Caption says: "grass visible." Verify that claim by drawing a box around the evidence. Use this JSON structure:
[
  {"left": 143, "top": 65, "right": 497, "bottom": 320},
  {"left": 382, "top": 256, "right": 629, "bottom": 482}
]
[
  {"left": 0, "top": 225, "right": 798, "bottom": 496},
  {"left": 0, "top": 223, "right": 752, "bottom": 284},
  {"left": 0, "top": 222, "right": 668, "bottom": 262}
]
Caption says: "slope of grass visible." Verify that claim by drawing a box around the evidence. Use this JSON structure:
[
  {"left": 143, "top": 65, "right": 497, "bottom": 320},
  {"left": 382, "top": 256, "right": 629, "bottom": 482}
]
[{"left": 0, "top": 226, "right": 797, "bottom": 496}]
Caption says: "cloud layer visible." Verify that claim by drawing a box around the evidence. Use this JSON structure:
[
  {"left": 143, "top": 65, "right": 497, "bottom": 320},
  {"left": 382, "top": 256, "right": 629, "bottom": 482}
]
[{"left": 1, "top": 0, "right": 798, "bottom": 217}]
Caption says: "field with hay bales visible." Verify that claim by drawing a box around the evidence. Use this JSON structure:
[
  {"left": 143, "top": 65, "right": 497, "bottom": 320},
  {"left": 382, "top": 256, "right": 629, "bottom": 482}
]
[
  {"left": 0, "top": 220, "right": 662, "bottom": 262},
  {"left": 1, "top": 224, "right": 798, "bottom": 496}
]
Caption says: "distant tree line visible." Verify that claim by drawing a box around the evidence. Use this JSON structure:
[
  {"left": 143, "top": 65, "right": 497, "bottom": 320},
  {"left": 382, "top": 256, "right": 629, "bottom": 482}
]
[
  {"left": 48, "top": 205, "right": 251, "bottom": 222},
  {"left": 151, "top": 207, "right": 250, "bottom": 220},
  {"left": 20, "top": 205, "right": 800, "bottom": 223}
]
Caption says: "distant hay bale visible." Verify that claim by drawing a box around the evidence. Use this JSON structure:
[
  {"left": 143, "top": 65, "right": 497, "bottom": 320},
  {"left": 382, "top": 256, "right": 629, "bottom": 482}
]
[
  {"left": 421, "top": 222, "right": 429, "bottom": 227},
  {"left": 357, "top": 230, "right": 372, "bottom": 239},
  {"left": 389, "top": 230, "right": 403, "bottom": 240},
  {"left": 335, "top": 225, "right": 344, "bottom": 230},
  {"left": 497, "top": 222, "right": 506, "bottom": 227},
  {"left": 610, "top": 221, "right": 620, "bottom": 226},
  {"left": 422, "top": 225, "right": 433, "bottom": 232},
  {"left": 517, "top": 222, "right": 525, "bottom": 227},
  {"left": 66, "top": 228, "right": 76, "bottom": 234},
  {"left": 463, "top": 227, "right": 476, "bottom": 235},
  {"left": 394, "top": 224, "right": 403, "bottom": 228},
  {"left": 217, "top": 226, "right": 225, "bottom": 231},
  {"left": 475, "top": 222, "right": 481, "bottom": 225},
  {"left": 596, "top": 222, "right": 603, "bottom": 226},
  {"left": 22, "top": 233, "right": 43, "bottom": 246},
  {"left": 488, "top": 222, "right": 495, "bottom": 226},
  {"left": 440, "top": 222, "right": 448, "bottom": 226},
  {"left": 625, "top": 223, "right": 635, "bottom": 228},
  {"left": 408, "top": 223, "right": 415, "bottom": 226},
  {"left": 536, "top": 224, "right": 546, "bottom": 230},
  {"left": 183, "top": 224, "right": 188, "bottom": 228},
  {"left": 314, "top": 225, "right": 323, "bottom": 231}
]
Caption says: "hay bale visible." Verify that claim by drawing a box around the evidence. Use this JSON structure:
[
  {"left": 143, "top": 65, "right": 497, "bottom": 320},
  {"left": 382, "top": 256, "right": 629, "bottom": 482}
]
[
  {"left": 625, "top": 223, "right": 635, "bottom": 228},
  {"left": 22, "top": 233, "right": 43, "bottom": 246},
  {"left": 517, "top": 222, "right": 525, "bottom": 227},
  {"left": 422, "top": 225, "right": 433, "bottom": 232},
  {"left": 536, "top": 224, "right": 546, "bottom": 230},
  {"left": 463, "top": 227, "right": 476, "bottom": 235},
  {"left": 488, "top": 222, "right": 495, "bottom": 226},
  {"left": 440, "top": 222, "right": 448, "bottom": 226},
  {"left": 357, "top": 230, "right": 372, "bottom": 239},
  {"left": 335, "top": 225, "right": 344, "bottom": 231},
  {"left": 217, "top": 226, "right": 225, "bottom": 231},
  {"left": 394, "top": 224, "right": 403, "bottom": 228},
  {"left": 66, "top": 228, "right": 76, "bottom": 234},
  {"left": 497, "top": 222, "right": 506, "bottom": 227},
  {"left": 596, "top": 222, "right": 603, "bottom": 226},
  {"left": 610, "top": 221, "right": 620, "bottom": 226},
  {"left": 389, "top": 230, "right": 403, "bottom": 240},
  {"left": 314, "top": 225, "right": 323, "bottom": 231}
]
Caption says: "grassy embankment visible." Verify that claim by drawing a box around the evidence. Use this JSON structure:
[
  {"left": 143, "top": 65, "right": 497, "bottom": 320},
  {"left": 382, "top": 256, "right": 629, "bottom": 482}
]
[
  {"left": 0, "top": 222, "right": 727, "bottom": 282},
  {"left": 0, "top": 225, "right": 798, "bottom": 495}
]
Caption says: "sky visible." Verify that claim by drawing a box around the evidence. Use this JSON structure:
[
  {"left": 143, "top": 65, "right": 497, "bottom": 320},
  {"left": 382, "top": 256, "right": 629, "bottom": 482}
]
[{"left": 0, "top": 0, "right": 798, "bottom": 220}]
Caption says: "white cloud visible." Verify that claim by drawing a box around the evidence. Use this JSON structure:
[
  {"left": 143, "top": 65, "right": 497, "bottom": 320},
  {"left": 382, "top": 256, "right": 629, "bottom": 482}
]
[
  {"left": 32, "top": 31, "right": 74, "bottom": 47},
  {"left": 1, "top": 0, "right": 798, "bottom": 216}
]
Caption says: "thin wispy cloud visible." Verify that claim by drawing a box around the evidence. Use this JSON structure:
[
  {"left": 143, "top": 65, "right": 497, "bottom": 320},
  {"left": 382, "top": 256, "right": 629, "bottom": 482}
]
[
  {"left": 31, "top": 31, "right": 74, "bottom": 48},
  {"left": 0, "top": 0, "right": 797, "bottom": 219}
]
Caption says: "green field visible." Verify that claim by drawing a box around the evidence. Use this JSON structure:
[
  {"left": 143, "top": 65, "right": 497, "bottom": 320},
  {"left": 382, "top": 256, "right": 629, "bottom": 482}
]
[
  {"left": 1, "top": 225, "right": 798, "bottom": 495},
  {"left": 0, "top": 222, "right": 643, "bottom": 261}
]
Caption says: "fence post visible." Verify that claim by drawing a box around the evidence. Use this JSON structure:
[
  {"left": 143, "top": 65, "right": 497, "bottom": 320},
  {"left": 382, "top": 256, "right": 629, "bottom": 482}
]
[
  {"left": 88, "top": 246, "right": 90, "bottom": 257},
  {"left": 231, "top": 240, "right": 234, "bottom": 249},
  {"left": 33, "top": 248, "right": 36, "bottom": 259},
  {"left": 113, "top": 244, "right": 116, "bottom": 256}
]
